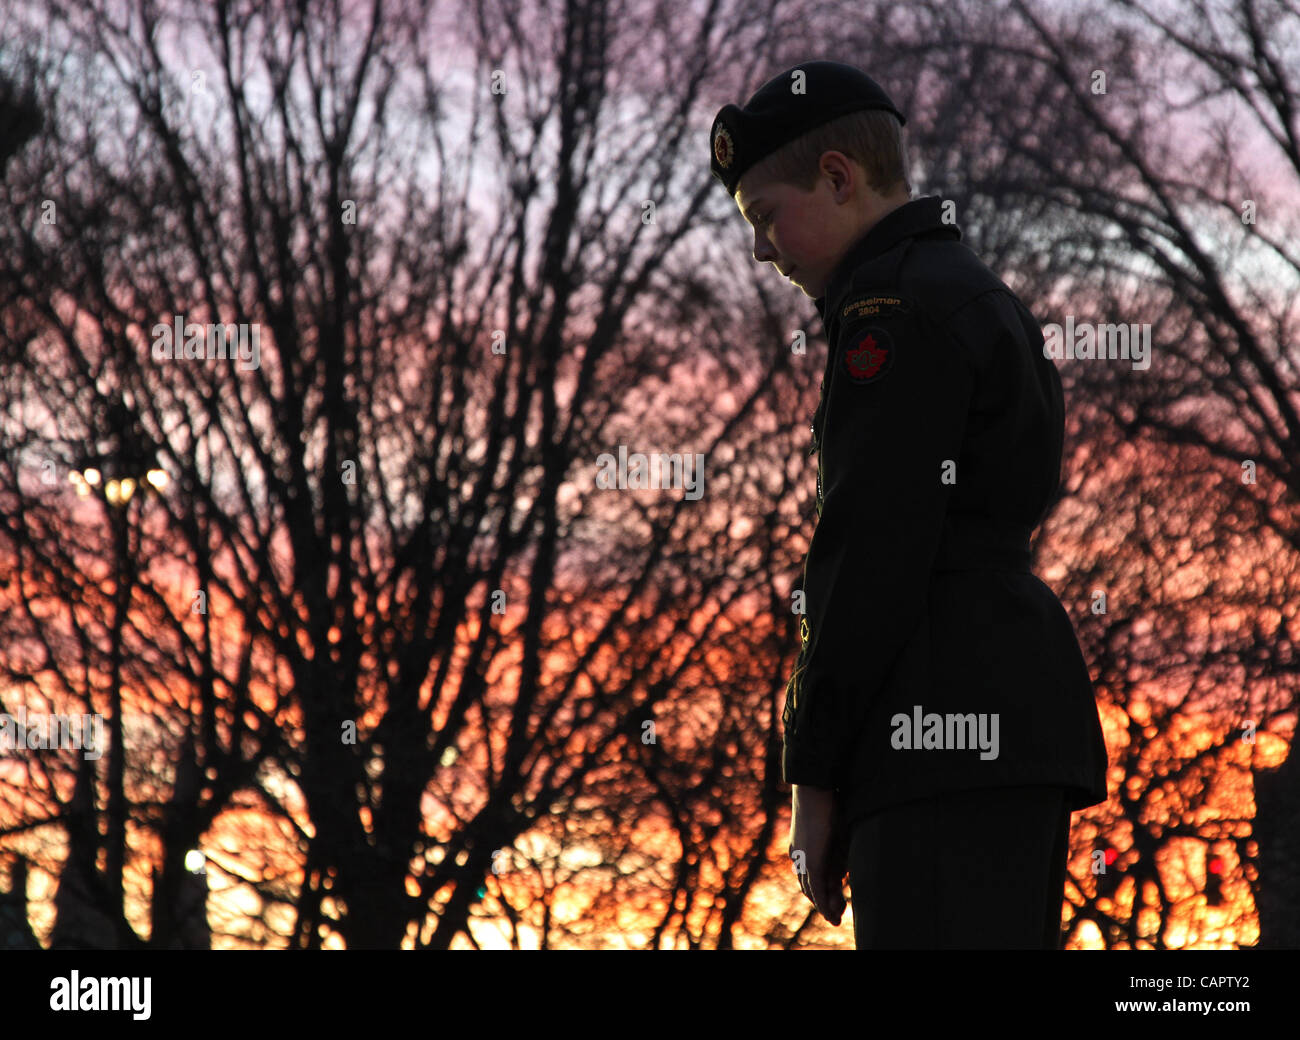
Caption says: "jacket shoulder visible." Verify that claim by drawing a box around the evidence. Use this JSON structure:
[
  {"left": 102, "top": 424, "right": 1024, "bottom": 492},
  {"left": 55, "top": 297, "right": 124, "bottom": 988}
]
[
  {"left": 897, "top": 240, "right": 1018, "bottom": 318},
  {"left": 838, "top": 237, "right": 1019, "bottom": 321}
]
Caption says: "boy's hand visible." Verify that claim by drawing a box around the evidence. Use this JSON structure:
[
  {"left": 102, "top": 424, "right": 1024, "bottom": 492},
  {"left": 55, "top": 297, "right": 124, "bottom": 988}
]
[{"left": 789, "top": 783, "right": 849, "bottom": 926}]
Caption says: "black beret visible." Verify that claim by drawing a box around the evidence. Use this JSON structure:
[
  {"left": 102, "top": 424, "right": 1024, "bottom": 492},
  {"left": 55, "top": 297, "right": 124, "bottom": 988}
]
[{"left": 710, "top": 60, "right": 906, "bottom": 197}]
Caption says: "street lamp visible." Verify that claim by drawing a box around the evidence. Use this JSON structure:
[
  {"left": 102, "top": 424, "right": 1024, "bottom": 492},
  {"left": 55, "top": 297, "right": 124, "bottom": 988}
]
[
  {"left": 69, "top": 466, "right": 168, "bottom": 502},
  {"left": 67, "top": 400, "right": 169, "bottom": 505}
]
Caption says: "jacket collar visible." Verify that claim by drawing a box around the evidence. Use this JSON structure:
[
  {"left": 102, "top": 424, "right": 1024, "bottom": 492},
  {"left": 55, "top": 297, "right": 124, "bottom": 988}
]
[{"left": 813, "top": 196, "right": 960, "bottom": 323}]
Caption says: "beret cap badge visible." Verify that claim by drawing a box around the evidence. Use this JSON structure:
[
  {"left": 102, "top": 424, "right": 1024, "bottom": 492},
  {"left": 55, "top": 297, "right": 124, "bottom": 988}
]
[{"left": 712, "top": 124, "right": 734, "bottom": 169}]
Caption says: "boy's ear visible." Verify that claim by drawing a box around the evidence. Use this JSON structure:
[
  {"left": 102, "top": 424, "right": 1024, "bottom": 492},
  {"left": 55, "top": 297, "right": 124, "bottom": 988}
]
[{"left": 822, "top": 152, "right": 864, "bottom": 195}]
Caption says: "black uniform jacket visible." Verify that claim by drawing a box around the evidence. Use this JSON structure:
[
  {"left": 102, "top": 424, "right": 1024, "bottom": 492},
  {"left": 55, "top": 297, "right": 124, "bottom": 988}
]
[{"left": 781, "top": 196, "right": 1110, "bottom": 826}]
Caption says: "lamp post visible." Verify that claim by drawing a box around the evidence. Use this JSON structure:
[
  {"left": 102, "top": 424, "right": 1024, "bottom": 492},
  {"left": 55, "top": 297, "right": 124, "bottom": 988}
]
[
  {"left": 61, "top": 398, "right": 168, "bottom": 946},
  {"left": 0, "top": 73, "right": 42, "bottom": 169}
]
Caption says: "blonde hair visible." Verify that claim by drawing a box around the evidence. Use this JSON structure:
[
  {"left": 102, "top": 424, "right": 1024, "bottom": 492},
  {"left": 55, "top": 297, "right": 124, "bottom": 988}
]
[{"left": 745, "top": 109, "right": 912, "bottom": 198}]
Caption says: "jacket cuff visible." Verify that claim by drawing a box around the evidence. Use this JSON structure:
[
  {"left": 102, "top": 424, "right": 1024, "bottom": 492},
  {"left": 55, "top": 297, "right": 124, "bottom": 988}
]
[{"left": 782, "top": 735, "right": 838, "bottom": 788}]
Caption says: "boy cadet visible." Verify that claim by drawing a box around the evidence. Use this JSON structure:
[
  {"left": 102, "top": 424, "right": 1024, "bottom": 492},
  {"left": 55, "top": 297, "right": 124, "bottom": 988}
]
[{"left": 709, "top": 61, "right": 1109, "bottom": 949}]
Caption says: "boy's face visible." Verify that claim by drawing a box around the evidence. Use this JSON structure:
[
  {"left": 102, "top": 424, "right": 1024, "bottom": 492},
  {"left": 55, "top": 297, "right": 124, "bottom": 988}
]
[{"left": 734, "top": 152, "right": 892, "bottom": 300}]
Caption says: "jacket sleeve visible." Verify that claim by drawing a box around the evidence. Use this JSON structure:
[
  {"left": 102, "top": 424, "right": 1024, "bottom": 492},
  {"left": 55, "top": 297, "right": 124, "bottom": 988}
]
[{"left": 782, "top": 297, "right": 974, "bottom": 788}]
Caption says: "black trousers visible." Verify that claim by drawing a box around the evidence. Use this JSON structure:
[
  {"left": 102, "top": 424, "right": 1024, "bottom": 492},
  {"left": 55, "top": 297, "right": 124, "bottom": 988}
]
[{"left": 847, "top": 784, "right": 1073, "bottom": 949}]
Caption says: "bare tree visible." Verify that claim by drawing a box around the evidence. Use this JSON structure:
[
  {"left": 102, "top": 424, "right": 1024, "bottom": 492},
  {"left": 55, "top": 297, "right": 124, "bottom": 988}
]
[{"left": 0, "top": 0, "right": 841, "bottom": 949}]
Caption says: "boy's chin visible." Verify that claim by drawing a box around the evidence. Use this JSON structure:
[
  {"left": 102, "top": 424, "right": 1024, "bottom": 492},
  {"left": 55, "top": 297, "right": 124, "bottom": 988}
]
[{"left": 788, "top": 271, "right": 818, "bottom": 296}]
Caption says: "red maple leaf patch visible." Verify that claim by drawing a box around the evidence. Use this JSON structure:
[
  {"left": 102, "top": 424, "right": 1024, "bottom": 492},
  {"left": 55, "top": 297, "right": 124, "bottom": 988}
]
[{"left": 845, "top": 331, "right": 890, "bottom": 381}]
